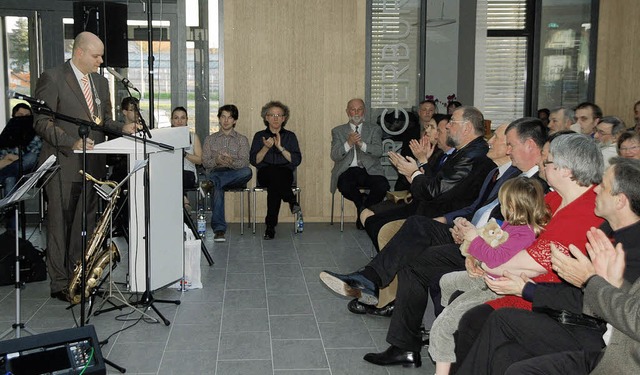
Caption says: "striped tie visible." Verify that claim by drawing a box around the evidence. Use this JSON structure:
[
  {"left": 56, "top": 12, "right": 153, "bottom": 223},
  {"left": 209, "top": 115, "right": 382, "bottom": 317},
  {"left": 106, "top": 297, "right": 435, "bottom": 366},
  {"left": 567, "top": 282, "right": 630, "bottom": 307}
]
[{"left": 81, "top": 75, "right": 95, "bottom": 115}]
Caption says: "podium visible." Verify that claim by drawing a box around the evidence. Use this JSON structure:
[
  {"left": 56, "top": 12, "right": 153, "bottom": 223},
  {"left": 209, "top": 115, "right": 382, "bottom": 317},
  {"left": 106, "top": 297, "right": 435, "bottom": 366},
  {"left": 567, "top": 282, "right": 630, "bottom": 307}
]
[{"left": 88, "top": 127, "right": 188, "bottom": 292}]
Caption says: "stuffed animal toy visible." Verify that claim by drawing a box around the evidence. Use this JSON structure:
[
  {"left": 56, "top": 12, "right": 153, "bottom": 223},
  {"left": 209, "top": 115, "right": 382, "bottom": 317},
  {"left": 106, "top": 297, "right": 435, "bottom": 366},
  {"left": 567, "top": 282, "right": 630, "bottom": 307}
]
[{"left": 459, "top": 218, "right": 509, "bottom": 257}]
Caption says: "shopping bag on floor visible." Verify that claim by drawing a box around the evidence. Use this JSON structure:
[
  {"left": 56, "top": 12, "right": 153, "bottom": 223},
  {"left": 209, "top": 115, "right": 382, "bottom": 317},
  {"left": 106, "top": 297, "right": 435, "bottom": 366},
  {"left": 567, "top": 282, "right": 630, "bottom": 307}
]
[{"left": 170, "top": 225, "right": 203, "bottom": 289}]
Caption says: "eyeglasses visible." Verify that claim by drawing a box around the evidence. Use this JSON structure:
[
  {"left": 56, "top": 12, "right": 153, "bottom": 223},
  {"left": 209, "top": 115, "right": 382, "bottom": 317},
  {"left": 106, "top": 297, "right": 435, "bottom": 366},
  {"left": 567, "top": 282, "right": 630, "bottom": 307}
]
[
  {"left": 448, "top": 119, "right": 466, "bottom": 125},
  {"left": 595, "top": 129, "right": 612, "bottom": 136},
  {"left": 620, "top": 145, "right": 640, "bottom": 152},
  {"left": 266, "top": 114, "right": 285, "bottom": 118},
  {"left": 542, "top": 160, "right": 554, "bottom": 166}
]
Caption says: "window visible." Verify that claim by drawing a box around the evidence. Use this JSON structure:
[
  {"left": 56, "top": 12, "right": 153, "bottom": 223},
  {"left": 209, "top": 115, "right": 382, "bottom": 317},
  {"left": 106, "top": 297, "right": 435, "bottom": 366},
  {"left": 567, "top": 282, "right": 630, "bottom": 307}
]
[
  {"left": 5, "top": 16, "right": 32, "bottom": 120},
  {"left": 477, "top": 0, "right": 596, "bottom": 125},
  {"left": 478, "top": 0, "right": 531, "bottom": 126},
  {"left": 536, "top": 0, "right": 594, "bottom": 110}
]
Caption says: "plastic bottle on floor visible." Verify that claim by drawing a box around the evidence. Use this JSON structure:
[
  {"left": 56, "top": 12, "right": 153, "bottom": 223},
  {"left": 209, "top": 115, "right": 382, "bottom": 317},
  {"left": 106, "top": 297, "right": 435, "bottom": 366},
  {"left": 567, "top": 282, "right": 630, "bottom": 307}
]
[
  {"left": 297, "top": 213, "right": 304, "bottom": 233},
  {"left": 197, "top": 207, "right": 206, "bottom": 238}
]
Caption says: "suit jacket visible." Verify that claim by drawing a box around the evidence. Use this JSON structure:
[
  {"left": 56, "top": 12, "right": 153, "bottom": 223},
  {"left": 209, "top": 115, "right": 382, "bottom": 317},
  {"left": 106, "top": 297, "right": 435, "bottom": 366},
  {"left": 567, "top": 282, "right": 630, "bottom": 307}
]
[
  {"left": 330, "top": 122, "right": 384, "bottom": 193},
  {"left": 584, "top": 276, "right": 640, "bottom": 375},
  {"left": 442, "top": 164, "right": 520, "bottom": 224},
  {"left": 488, "top": 171, "right": 549, "bottom": 221},
  {"left": 34, "top": 61, "right": 122, "bottom": 182}
]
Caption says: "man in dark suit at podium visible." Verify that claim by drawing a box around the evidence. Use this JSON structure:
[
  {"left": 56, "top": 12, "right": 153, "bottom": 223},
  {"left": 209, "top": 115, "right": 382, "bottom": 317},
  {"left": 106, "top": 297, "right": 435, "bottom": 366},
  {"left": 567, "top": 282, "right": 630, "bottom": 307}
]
[{"left": 33, "top": 31, "right": 137, "bottom": 301}]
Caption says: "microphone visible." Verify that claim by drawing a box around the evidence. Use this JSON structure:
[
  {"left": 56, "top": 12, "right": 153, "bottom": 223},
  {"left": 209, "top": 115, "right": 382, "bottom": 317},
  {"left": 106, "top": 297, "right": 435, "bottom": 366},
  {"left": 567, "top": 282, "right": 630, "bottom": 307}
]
[
  {"left": 7, "top": 90, "right": 49, "bottom": 108},
  {"left": 106, "top": 67, "right": 140, "bottom": 92}
]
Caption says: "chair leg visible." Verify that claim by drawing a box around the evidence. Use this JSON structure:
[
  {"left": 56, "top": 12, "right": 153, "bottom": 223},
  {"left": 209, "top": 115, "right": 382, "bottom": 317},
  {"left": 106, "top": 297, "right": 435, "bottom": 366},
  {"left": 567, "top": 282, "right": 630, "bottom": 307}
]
[
  {"left": 330, "top": 191, "right": 335, "bottom": 225},
  {"left": 340, "top": 194, "right": 345, "bottom": 232},
  {"left": 246, "top": 190, "right": 251, "bottom": 230},
  {"left": 252, "top": 190, "right": 257, "bottom": 234},
  {"left": 240, "top": 190, "right": 244, "bottom": 235},
  {"left": 294, "top": 188, "right": 301, "bottom": 234}
]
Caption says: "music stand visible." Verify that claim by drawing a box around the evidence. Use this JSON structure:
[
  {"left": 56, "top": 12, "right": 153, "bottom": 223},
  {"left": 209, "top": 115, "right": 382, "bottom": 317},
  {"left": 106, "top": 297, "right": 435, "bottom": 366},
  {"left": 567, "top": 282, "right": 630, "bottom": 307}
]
[{"left": 0, "top": 155, "right": 59, "bottom": 339}]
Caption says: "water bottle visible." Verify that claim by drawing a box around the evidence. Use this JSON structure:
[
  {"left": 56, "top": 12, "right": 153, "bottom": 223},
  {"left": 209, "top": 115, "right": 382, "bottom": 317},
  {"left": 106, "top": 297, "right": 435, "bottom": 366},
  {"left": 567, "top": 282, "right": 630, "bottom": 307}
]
[
  {"left": 297, "top": 213, "right": 304, "bottom": 233},
  {"left": 197, "top": 207, "right": 207, "bottom": 238}
]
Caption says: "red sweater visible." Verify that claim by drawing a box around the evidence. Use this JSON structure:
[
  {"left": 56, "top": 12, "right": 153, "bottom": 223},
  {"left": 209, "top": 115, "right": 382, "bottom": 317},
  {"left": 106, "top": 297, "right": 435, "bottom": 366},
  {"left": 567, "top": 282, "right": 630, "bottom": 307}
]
[{"left": 487, "top": 186, "right": 604, "bottom": 310}]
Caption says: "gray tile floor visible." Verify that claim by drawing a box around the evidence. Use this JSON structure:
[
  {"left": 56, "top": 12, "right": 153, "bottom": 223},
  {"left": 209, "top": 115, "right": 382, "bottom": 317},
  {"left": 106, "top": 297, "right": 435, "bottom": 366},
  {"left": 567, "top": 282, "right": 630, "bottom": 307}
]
[{"left": 0, "top": 222, "right": 435, "bottom": 374}]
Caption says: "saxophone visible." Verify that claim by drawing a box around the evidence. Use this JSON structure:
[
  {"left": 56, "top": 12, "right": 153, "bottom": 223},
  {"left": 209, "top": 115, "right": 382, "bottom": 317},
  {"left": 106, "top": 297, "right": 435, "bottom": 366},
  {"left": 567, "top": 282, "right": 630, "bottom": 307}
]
[{"left": 67, "top": 173, "right": 122, "bottom": 305}]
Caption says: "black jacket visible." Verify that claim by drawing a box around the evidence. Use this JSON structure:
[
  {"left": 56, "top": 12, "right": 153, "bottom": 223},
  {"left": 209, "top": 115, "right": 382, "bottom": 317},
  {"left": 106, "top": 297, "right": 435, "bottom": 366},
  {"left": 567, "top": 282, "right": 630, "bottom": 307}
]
[{"left": 409, "top": 136, "right": 494, "bottom": 216}]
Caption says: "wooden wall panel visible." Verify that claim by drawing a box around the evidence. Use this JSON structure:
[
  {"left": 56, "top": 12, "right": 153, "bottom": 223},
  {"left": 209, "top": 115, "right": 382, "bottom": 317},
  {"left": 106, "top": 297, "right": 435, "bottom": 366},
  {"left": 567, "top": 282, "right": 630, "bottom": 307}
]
[
  {"left": 595, "top": 0, "right": 640, "bottom": 127},
  {"left": 223, "top": 0, "right": 366, "bottom": 223}
]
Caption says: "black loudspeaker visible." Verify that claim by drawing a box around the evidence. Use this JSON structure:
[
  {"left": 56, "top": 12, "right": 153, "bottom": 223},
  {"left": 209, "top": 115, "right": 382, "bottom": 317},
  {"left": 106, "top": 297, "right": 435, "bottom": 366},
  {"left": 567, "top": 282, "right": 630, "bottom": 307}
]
[
  {"left": 0, "top": 325, "right": 106, "bottom": 374},
  {"left": 73, "top": 1, "right": 128, "bottom": 68}
]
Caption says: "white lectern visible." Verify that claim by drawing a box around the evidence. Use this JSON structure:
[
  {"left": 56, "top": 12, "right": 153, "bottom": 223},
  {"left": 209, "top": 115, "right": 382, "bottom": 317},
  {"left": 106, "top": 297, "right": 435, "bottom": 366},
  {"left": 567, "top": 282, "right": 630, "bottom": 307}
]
[{"left": 89, "top": 127, "right": 188, "bottom": 292}]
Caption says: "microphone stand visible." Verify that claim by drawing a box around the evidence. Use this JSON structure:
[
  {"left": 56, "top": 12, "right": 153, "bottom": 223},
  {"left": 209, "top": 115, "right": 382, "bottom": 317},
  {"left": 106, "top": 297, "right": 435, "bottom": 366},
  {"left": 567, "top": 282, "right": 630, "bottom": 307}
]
[
  {"left": 126, "top": 0, "right": 182, "bottom": 326},
  {"left": 112, "top": 76, "right": 180, "bottom": 326}
]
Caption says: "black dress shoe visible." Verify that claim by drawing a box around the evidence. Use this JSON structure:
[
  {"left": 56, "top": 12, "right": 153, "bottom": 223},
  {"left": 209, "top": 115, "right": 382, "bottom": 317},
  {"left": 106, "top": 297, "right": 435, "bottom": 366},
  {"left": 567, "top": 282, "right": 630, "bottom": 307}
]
[
  {"left": 319, "top": 270, "right": 378, "bottom": 305},
  {"left": 50, "top": 290, "right": 70, "bottom": 303},
  {"left": 347, "top": 298, "right": 394, "bottom": 317},
  {"left": 363, "top": 345, "right": 421, "bottom": 367},
  {"left": 263, "top": 226, "right": 275, "bottom": 240}
]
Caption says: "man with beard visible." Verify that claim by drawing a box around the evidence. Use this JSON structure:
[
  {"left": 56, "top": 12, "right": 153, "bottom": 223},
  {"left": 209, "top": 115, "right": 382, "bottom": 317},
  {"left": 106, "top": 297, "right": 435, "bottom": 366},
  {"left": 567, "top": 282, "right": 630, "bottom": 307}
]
[{"left": 330, "top": 98, "right": 389, "bottom": 228}]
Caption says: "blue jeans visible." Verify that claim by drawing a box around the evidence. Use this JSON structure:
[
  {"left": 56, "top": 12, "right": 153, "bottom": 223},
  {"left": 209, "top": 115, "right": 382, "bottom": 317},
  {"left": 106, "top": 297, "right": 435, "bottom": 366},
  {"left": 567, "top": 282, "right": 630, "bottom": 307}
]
[
  {"left": 0, "top": 151, "right": 39, "bottom": 193},
  {"left": 208, "top": 167, "right": 252, "bottom": 232}
]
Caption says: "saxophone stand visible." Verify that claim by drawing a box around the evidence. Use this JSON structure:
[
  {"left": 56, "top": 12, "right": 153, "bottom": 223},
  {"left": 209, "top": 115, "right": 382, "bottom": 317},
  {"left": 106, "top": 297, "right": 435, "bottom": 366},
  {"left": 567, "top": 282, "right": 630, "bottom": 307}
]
[{"left": 0, "top": 155, "right": 58, "bottom": 339}]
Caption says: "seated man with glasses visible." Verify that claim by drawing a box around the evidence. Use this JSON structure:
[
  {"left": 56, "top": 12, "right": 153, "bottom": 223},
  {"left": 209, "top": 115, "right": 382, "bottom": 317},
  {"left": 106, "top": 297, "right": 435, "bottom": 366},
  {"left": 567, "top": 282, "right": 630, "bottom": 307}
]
[
  {"left": 359, "top": 106, "right": 494, "bottom": 251},
  {"left": 594, "top": 116, "right": 626, "bottom": 168}
]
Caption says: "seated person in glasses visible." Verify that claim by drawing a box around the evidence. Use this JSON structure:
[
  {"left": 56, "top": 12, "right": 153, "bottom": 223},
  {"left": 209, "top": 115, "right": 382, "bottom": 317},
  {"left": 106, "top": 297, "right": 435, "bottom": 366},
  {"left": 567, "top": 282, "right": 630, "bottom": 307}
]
[
  {"left": 455, "top": 158, "right": 640, "bottom": 375},
  {"left": 202, "top": 104, "right": 252, "bottom": 242},
  {"left": 249, "top": 100, "right": 302, "bottom": 240},
  {"left": 617, "top": 131, "right": 640, "bottom": 160},
  {"left": 360, "top": 106, "right": 492, "bottom": 250},
  {"left": 594, "top": 116, "right": 626, "bottom": 168},
  {"left": 330, "top": 98, "right": 389, "bottom": 229}
]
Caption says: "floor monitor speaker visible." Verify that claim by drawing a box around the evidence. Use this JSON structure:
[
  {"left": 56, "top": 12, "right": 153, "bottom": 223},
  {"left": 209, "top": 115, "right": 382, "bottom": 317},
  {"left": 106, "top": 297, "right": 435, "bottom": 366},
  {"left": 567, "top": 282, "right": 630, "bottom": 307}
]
[{"left": 0, "top": 325, "right": 106, "bottom": 374}]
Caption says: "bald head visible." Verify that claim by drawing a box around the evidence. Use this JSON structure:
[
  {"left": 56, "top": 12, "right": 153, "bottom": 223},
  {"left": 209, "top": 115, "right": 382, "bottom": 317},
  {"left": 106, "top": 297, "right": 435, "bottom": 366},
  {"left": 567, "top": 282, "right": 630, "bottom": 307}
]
[
  {"left": 346, "top": 98, "right": 365, "bottom": 125},
  {"left": 487, "top": 123, "right": 510, "bottom": 165},
  {"left": 72, "top": 32, "right": 104, "bottom": 74}
]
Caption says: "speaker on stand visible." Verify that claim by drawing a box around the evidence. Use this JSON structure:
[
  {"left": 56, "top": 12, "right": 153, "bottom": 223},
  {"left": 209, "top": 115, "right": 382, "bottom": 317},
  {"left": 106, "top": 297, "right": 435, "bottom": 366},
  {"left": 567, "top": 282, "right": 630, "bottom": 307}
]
[{"left": 73, "top": 1, "right": 128, "bottom": 68}]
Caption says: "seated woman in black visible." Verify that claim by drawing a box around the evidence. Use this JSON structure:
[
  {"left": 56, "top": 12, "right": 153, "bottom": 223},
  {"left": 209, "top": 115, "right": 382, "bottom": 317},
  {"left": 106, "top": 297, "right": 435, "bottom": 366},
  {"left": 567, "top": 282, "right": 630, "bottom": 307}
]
[{"left": 249, "top": 101, "right": 302, "bottom": 240}]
